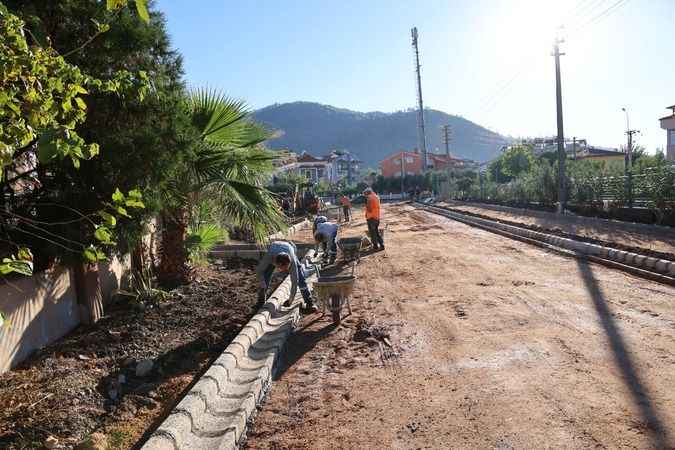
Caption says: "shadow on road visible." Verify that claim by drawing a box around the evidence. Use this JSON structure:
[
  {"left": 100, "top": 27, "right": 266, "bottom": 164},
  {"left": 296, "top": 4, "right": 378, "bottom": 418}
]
[
  {"left": 577, "top": 259, "right": 671, "bottom": 448},
  {"left": 274, "top": 320, "right": 337, "bottom": 381}
]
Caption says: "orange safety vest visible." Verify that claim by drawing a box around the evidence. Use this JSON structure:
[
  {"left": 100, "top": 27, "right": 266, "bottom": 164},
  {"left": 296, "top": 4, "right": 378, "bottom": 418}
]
[{"left": 365, "top": 193, "right": 381, "bottom": 220}]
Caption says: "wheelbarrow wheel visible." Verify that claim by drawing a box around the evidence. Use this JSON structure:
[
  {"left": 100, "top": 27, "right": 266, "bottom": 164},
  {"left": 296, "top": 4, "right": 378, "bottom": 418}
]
[{"left": 330, "top": 294, "right": 341, "bottom": 325}]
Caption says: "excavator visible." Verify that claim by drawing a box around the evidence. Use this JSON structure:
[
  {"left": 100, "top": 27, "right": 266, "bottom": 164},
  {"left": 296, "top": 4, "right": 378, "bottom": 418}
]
[{"left": 293, "top": 181, "right": 320, "bottom": 216}]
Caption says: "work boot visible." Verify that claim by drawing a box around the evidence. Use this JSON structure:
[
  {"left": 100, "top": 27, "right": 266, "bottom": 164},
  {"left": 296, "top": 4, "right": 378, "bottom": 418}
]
[{"left": 301, "top": 301, "right": 319, "bottom": 314}]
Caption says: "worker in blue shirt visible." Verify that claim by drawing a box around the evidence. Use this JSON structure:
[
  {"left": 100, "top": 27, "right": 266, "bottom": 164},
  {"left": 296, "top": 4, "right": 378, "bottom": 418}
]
[
  {"left": 314, "top": 221, "right": 339, "bottom": 264},
  {"left": 256, "top": 240, "right": 317, "bottom": 313}
]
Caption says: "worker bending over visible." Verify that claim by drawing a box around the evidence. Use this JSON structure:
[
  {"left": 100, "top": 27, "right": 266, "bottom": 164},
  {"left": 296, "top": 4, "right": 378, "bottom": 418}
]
[
  {"left": 364, "top": 187, "right": 384, "bottom": 251},
  {"left": 314, "top": 221, "right": 339, "bottom": 264},
  {"left": 256, "top": 240, "right": 317, "bottom": 313},
  {"left": 312, "top": 215, "right": 328, "bottom": 234}
]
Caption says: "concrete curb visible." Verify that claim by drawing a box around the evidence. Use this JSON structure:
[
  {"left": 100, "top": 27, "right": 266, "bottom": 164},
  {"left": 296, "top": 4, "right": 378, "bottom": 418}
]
[
  {"left": 419, "top": 203, "right": 675, "bottom": 281},
  {"left": 141, "top": 257, "right": 314, "bottom": 450},
  {"left": 270, "top": 218, "right": 309, "bottom": 240},
  {"left": 209, "top": 243, "right": 315, "bottom": 261},
  {"left": 448, "top": 200, "right": 675, "bottom": 238}
]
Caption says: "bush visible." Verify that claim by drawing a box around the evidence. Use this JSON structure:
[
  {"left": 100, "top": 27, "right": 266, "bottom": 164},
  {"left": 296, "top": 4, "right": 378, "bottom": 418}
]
[{"left": 185, "top": 225, "right": 228, "bottom": 264}]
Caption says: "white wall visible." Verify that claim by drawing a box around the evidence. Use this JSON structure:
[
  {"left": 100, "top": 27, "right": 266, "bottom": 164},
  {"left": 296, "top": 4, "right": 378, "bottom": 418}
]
[{"left": 0, "top": 255, "right": 131, "bottom": 374}]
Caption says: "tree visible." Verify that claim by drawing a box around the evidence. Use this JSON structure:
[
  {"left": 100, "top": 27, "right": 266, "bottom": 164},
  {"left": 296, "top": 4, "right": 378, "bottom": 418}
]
[
  {"left": 7, "top": 0, "right": 188, "bottom": 266},
  {"left": 1, "top": 2, "right": 151, "bottom": 279},
  {"left": 157, "top": 90, "right": 286, "bottom": 287}
]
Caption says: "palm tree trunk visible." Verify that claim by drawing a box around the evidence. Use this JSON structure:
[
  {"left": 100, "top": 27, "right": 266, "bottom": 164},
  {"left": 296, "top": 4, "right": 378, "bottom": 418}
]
[{"left": 157, "top": 207, "right": 190, "bottom": 288}]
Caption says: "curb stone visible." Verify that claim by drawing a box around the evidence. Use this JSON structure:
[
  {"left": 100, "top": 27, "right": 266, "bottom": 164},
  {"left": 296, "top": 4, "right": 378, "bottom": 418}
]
[
  {"left": 141, "top": 254, "right": 315, "bottom": 450},
  {"left": 419, "top": 204, "right": 675, "bottom": 283}
]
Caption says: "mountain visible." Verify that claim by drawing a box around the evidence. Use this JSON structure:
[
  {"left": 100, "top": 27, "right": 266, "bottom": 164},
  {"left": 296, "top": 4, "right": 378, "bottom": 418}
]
[{"left": 254, "top": 101, "right": 510, "bottom": 167}]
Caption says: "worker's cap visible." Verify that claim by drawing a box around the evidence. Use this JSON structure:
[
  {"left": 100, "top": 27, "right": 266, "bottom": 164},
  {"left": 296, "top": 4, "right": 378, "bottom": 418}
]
[{"left": 363, "top": 187, "right": 373, "bottom": 194}]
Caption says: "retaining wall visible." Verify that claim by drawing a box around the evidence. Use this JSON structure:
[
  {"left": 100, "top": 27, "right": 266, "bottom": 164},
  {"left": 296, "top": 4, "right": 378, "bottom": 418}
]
[{"left": 0, "top": 255, "right": 130, "bottom": 374}]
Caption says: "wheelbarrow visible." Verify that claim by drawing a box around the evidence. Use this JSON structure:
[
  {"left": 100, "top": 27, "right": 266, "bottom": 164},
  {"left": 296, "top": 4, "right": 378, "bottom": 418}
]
[
  {"left": 338, "top": 236, "right": 365, "bottom": 262},
  {"left": 312, "top": 274, "right": 356, "bottom": 325}
]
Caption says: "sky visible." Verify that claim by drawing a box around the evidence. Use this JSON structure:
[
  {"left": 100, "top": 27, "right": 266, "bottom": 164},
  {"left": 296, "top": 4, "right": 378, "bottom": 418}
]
[{"left": 160, "top": 0, "right": 674, "bottom": 154}]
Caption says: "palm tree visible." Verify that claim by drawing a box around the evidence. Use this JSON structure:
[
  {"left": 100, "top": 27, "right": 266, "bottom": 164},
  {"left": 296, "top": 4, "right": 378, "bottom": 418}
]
[{"left": 157, "top": 89, "right": 286, "bottom": 287}]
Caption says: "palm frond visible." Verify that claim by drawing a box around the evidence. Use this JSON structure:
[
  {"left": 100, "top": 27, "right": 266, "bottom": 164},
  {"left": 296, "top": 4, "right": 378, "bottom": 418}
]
[{"left": 185, "top": 88, "right": 271, "bottom": 146}]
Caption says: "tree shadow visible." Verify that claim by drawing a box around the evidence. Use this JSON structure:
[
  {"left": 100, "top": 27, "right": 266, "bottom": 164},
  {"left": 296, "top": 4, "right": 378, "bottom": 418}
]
[{"left": 576, "top": 259, "right": 672, "bottom": 448}]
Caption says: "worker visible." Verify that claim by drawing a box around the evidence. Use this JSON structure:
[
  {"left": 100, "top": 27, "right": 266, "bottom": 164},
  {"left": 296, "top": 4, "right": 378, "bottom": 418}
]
[
  {"left": 339, "top": 194, "right": 352, "bottom": 222},
  {"left": 312, "top": 215, "right": 328, "bottom": 234},
  {"left": 314, "top": 221, "right": 339, "bottom": 264},
  {"left": 363, "top": 187, "right": 384, "bottom": 251},
  {"left": 256, "top": 240, "right": 317, "bottom": 313}
]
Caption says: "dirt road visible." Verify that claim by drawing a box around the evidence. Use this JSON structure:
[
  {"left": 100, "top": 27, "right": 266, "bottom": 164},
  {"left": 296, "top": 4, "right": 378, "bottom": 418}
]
[
  {"left": 440, "top": 201, "right": 675, "bottom": 257},
  {"left": 246, "top": 203, "right": 675, "bottom": 450}
]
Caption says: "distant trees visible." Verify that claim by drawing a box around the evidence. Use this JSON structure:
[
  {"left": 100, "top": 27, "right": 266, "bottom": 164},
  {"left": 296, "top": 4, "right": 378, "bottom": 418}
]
[{"left": 444, "top": 144, "right": 675, "bottom": 223}]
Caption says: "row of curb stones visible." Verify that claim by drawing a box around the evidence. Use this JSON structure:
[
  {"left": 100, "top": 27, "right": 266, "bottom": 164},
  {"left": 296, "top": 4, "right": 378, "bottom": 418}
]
[
  {"left": 448, "top": 200, "right": 675, "bottom": 237},
  {"left": 207, "top": 219, "right": 310, "bottom": 260},
  {"left": 421, "top": 204, "right": 675, "bottom": 279},
  {"left": 142, "top": 276, "right": 305, "bottom": 450},
  {"left": 142, "top": 252, "right": 315, "bottom": 450}
]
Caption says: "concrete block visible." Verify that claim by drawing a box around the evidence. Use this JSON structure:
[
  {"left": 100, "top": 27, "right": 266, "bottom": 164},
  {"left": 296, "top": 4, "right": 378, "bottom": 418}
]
[
  {"left": 655, "top": 260, "right": 669, "bottom": 273},
  {"left": 141, "top": 268, "right": 305, "bottom": 450}
]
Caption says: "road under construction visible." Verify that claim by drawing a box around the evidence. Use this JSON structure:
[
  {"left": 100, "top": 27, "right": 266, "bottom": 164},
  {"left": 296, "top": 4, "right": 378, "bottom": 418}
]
[{"left": 246, "top": 202, "right": 675, "bottom": 450}]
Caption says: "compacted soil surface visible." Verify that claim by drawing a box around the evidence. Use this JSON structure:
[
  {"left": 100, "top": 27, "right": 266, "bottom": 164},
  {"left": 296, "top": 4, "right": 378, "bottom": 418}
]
[
  {"left": 0, "top": 260, "right": 261, "bottom": 450},
  {"left": 440, "top": 201, "right": 675, "bottom": 259},
  {"left": 246, "top": 203, "right": 675, "bottom": 450}
]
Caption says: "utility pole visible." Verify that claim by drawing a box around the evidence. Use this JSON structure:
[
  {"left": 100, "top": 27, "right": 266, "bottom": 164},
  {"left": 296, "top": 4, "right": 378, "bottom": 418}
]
[
  {"left": 572, "top": 137, "right": 577, "bottom": 160},
  {"left": 441, "top": 125, "right": 451, "bottom": 197},
  {"left": 552, "top": 34, "right": 566, "bottom": 214},
  {"left": 400, "top": 152, "right": 405, "bottom": 196},
  {"left": 411, "top": 27, "right": 428, "bottom": 172},
  {"left": 622, "top": 107, "right": 640, "bottom": 207}
]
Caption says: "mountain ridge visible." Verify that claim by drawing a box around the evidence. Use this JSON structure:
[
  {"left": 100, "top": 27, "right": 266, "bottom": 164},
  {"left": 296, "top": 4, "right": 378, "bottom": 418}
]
[{"left": 254, "top": 101, "right": 510, "bottom": 166}]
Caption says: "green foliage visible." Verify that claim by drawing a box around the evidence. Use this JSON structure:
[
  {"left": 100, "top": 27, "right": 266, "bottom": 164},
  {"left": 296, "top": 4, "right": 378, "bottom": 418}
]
[
  {"left": 641, "top": 154, "right": 675, "bottom": 223},
  {"left": 4, "top": 0, "right": 186, "bottom": 271},
  {"left": 1, "top": 248, "right": 33, "bottom": 276},
  {"left": 488, "top": 144, "right": 534, "bottom": 183},
  {"left": 0, "top": 6, "right": 146, "bottom": 172},
  {"left": 179, "top": 89, "right": 286, "bottom": 241},
  {"left": 186, "top": 224, "right": 227, "bottom": 264},
  {"left": 106, "top": 0, "right": 150, "bottom": 23},
  {"left": 116, "top": 266, "right": 169, "bottom": 306}
]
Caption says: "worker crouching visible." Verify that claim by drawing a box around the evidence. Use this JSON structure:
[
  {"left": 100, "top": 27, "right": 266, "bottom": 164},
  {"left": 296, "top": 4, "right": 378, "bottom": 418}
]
[
  {"left": 314, "top": 221, "right": 338, "bottom": 264},
  {"left": 256, "top": 240, "right": 318, "bottom": 313}
]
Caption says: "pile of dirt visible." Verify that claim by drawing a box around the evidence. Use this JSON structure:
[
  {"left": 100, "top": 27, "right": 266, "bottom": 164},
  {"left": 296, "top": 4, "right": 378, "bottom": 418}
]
[{"left": 0, "top": 260, "right": 261, "bottom": 449}]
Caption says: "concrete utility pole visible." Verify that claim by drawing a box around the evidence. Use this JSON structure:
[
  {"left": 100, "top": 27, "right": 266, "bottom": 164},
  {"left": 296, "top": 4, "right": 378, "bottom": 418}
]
[
  {"left": 552, "top": 35, "right": 566, "bottom": 214},
  {"left": 572, "top": 136, "right": 577, "bottom": 160},
  {"left": 442, "top": 125, "right": 451, "bottom": 196},
  {"left": 622, "top": 107, "right": 640, "bottom": 207},
  {"left": 400, "top": 152, "right": 405, "bottom": 195},
  {"left": 411, "top": 27, "right": 428, "bottom": 172}
]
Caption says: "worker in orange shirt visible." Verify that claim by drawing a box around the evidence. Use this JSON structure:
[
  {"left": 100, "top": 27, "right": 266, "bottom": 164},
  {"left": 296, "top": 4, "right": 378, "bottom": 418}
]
[
  {"left": 363, "top": 187, "right": 384, "bottom": 251},
  {"left": 339, "top": 194, "right": 352, "bottom": 222}
]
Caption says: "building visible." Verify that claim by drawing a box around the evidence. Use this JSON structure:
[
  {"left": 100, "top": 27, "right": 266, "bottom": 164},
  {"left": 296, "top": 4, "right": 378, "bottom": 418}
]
[
  {"left": 502, "top": 138, "right": 620, "bottom": 161},
  {"left": 380, "top": 150, "right": 478, "bottom": 178},
  {"left": 428, "top": 153, "right": 477, "bottom": 171},
  {"left": 380, "top": 150, "right": 423, "bottom": 178},
  {"left": 294, "top": 152, "right": 332, "bottom": 183},
  {"left": 323, "top": 150, "right": 361, "bottom": 185},
  {"left": 575, "top": 146, "right": 625, "bottom": 164},
  {"left": 660, "top": 104, "right": 675, "bottom": 161},
  {"left": 271, "top": 151, "right": 331, "bottom": 184}
]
